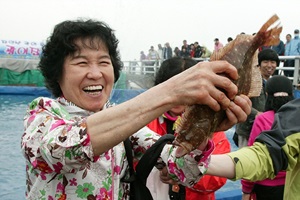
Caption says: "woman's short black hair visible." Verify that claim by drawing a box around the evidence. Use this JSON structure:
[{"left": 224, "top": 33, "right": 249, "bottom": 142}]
[
  {"left": 154, "top": 57, "right": 197, "bottom": 85},
  {"left": 39, "top": 19, "right": 123, "bottom": 97}
]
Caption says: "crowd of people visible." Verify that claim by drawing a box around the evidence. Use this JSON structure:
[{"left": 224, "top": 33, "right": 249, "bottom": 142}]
[
  {"left": 258, "top": 29, "right": 300, "bottom": 77},
  {"left": 20, "top": 18, "right": 300, "bottom": 200},
  {"left": 140, "top": 29, "right": 300, "bottom": 76},
  {"left": 139, "top": 39, "right": 214, "bottom": 64}
]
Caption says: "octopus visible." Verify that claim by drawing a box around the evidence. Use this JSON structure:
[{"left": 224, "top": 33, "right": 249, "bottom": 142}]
[{"left": 173, "top": 14, "right": 282, "bottom": 157}]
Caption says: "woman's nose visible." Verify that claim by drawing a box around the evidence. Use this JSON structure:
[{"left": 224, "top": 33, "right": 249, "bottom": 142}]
[{"left": 87, "top": 64, "right": 103, "bottom": 79}]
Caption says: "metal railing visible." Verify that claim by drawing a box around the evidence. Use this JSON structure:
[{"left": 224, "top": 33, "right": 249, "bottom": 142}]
[
  {"left": 277, "top": 56, "right": 300, "bottom": 86},
  {"left": 122, "top": 56, "right": 300, "bottom": 86}
]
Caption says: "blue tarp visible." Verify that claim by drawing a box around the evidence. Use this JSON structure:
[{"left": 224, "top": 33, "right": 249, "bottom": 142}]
[
  {"left": 0, "top": 86, "right": 146, "bottom": 104},
  {"left": 1, "top": 86, "right": 299, "bottom": 100}
]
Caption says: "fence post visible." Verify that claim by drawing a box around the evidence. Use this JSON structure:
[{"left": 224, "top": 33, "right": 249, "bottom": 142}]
[{"left": 293, "top": 56, "right": 300, "bottom": 86}]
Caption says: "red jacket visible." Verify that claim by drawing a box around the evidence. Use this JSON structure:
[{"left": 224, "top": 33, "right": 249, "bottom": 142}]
[{"left": 147, "top": 116, "right": 231, "bottom": 200}]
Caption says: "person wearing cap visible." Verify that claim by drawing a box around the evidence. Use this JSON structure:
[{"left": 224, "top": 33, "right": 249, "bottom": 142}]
[
  {"left": 284, "top": 29, "right": 300, "bottom": 77},
  {"left": 241, "top": 75, "right": 294, "bottom": 200},
  {"left": 234, "top": 49, "right": 279, "bottom": 148}
]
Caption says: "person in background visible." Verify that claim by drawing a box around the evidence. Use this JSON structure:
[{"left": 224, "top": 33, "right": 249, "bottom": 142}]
[
  {"left": 270, "top": 37, "right": 285, "bottom": 75},
  {"left": 163, "top": 42, "right": 173, "bottom": 59},
  {"left": 180, "top": 46, "right": 190, "bottom": 58},
  {"left": 283, "top": 33, "right": 292, "bottom": 77},
  {"left": 234, "top": 49, "right": 279, "bottom": 148},
  {"left": 271, "top": 39, "right": 285, "bottom": 56},
  {"left": 242, "top": 75, "right": 293, "bottom": 200},
  {"left": 194, "top": 42, "right": 203, "bottom": 58},
  {"left": 214, "top": 38, "right": 224, "bottom": 52},
  {"left": 227, "top": 37, "right": 233, "bottom": 43},
  {"left": 201, "top": 46, "right": 212, "bottom": 59},
  {"left": 147, "top": 57, "right": 231, "bottom": 200},
  {"left": 157, "top": 44, "right": 164, "bottom": 61},
  {"left": 140, "top": 50, "right": 147, "bottom": 61},
  {"left": 284, "top": 34, "right": 292, "bottom": 55},
  {"left": 147, "top": 46, "right": 160, "bottom": 66},
  {"left": 20, "top": 19, "right": 250, "bottom": 199},
  {"left": 181, "top": 39, "right": 190, "bottom": 53},
  {"left": 173, "top": 47, "right": 181, "bottom": 57},
  {"left": 285, "top": 29, "right": 300, "bottom": 77},
  {"left": 140, "top": 50, "right": 147, "bottom": 73},
  {"left": 189, "top": 43, "right": 195, "bottom": 58}
]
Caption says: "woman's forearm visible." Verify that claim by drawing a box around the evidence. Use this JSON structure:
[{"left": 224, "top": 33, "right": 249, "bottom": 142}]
[
  {"left": 207, "top": 154, "right": 236, "bottom": 179},
  {"left": 87, "top": 82, "right": 175, "bottom": 155}
]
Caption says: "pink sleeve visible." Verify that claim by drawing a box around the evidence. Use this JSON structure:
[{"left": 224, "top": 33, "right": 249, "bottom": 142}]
[
  {"left": 242, "top": 179, "right": 254, "bottom": 194},
  {"left": 248, "top": 115, "right": 265, "bottom": 146}
]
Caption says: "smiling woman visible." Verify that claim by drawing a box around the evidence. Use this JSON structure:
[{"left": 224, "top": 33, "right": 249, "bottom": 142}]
[
  {"left": 59, "top": 39, "right": 115, "bottom": 112},
  {"left": 19, "top": 18, "right": 251, "bottom": 200}
]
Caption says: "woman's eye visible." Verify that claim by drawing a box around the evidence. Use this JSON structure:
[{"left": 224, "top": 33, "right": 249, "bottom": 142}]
[
  {"left": 100, "top": 61, "right": 111, "bottom": 65},
  {"left": 78, "top": 61, "right": 88, "bottom": 65}
]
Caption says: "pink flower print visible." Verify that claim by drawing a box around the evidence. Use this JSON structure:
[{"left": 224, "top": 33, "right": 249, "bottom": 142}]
[
  {"left": 70, "top": 178, "right": 77, "bottom": 186},
  {"left": 45, "top": 100, "right": 52, "bottom": 107},
  {"left": 48, "top": 196, "right": 55, "bottom": 200},
  {"left": 33, "top": 159, "right": 53, "bottom": 173},
  {"left": 114, "top": 165, "right": 121, "bottom": 175},
  {"left": 40, "top": 172, "right": 47, "bottom": 180},
  {"left": 104, "top": 151, "right": 110, "bottom": 160},
  {"left": 168, "top": 162, "right": 185, "bottom": 182},
  {"left": 50, "top": 120, "right": 66, "bottom": 131},
  {"left": 53, "top": 162, "right": 63, "bottom": 173},
  {"left": 56, "top": 182, "right": 64, "bottom": 193},
  {"left": 97, "top": 188, "right": 111, "bottom": 200},
  {"left": 27, "top": 115, "right": 36, "bottom": 125},
  {"left": 82, "top": 132, "right": 90, "bottom": 146}
]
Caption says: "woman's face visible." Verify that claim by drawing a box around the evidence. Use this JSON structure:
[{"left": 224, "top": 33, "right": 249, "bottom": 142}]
[{"left": 59, "top": 39, "right": 114, "bottom": 112}]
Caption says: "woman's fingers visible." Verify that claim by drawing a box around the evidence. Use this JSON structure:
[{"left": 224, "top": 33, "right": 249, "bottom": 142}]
[
  {"left": 171, "top": 60, "right": 240, "bottom": 111},
  {"left": 159, "top": 167, "right": 179, "bottom": 185},
  {"left": 196, "top": 61, "right": 238, "bottom": 110},
  {"left": 216, "top": 95, "right": 251, "bottom": 131},
  {"left": 210, "top": 60, "right": 239, "bottom": 81}
]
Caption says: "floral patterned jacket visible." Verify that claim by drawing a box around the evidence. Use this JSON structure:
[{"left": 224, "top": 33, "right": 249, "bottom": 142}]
[{"left": 21, "top": 97, "right": 213, "bottom": 200}]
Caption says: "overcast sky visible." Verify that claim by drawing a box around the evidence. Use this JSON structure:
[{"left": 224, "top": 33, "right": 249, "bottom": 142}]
[{"left": 1, "top": 0, "right": 299, "bottom": 60}]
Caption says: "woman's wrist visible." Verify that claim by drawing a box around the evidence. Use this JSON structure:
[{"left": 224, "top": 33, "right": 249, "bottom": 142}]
[
  {"left": 199, "top": 139, "right": 214, "bottom": 162},
  {"left": 195, "top": 139, "right": 215, "bottom": 176}
]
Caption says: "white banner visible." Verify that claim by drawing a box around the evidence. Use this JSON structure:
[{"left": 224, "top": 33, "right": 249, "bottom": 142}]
[{"left": 0, "top": 39, "right": 45, "bottom": 59}]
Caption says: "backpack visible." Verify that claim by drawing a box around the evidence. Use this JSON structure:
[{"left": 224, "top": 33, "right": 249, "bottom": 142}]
[{"left": 123, "top": 134, "right": 175, "bottom": 200}]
